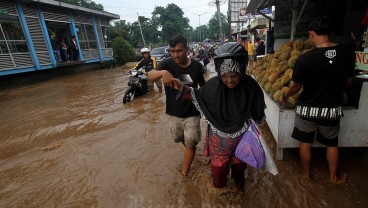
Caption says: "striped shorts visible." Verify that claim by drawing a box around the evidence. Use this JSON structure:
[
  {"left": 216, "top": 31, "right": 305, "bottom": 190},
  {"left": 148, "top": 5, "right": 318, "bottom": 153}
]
[{"left": 291, "top": 114, "right": 340, "bottom": 147}]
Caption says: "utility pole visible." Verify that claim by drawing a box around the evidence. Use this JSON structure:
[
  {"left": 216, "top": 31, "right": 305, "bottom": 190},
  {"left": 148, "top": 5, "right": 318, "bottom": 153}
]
[
  {"left": 192, "top": 12, "right": 207, "bottom": 42},
  {"left": 215, "top": 0, "right": 224, "bottom": 44},
  {"left": 137, "top": 13, "right": 146, "bottom": 47}
]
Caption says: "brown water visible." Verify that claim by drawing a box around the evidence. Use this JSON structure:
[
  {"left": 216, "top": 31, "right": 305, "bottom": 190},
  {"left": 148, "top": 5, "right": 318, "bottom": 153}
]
[{"left": 0, "top": 62, "right": 367, "bottom": 208}]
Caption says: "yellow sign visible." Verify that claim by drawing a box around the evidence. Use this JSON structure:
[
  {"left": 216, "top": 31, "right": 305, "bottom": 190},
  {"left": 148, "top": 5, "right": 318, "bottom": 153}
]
[{"left": 356, "top": 51, "right": 368, "bottom": 71}]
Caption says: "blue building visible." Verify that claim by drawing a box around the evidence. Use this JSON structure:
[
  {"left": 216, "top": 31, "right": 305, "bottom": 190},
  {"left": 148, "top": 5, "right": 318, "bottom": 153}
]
[{"left": 0, "top": 0, "right": 119, "bottom": 76}]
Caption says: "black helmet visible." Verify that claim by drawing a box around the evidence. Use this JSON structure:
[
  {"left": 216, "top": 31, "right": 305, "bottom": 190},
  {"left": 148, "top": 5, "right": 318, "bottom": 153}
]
[
  {"left": 214, "top": 42, "right": 247, "bottom": 60},
  {"left": 214, "top": 42, "right": 248, "bottom": 76}
]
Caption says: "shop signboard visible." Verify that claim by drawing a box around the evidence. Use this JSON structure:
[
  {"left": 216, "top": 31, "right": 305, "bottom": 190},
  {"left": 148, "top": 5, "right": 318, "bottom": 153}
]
[
  {"left": 251, "top": 7, "right": 272, "bottom": 15},
  {"left": 356, "top": 51, "right": 368, "bottom": 71}
]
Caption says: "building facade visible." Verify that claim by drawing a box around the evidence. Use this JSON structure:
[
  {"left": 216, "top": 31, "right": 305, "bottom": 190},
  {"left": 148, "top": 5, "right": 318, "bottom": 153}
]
[{"left": 0, "top": 0, "right": 119, "bottom": 76}]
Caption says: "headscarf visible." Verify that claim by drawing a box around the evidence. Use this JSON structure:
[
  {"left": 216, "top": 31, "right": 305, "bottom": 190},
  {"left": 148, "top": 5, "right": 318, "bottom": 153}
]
[{"left": 191, "top": 58, "right": 265, "bottom": 138}]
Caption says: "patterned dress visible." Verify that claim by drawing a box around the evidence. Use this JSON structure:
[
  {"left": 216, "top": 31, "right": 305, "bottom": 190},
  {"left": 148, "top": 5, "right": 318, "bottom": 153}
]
[{"left": 203, "top": 125, "right": 243, "bottom": 167}]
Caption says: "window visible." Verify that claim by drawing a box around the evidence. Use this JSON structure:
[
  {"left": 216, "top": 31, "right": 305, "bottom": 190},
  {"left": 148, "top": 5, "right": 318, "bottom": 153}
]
[
  {"left": 101, "top": 26, "right": 111, "bottom": 48},
  {"left": 0, "top": 22, "right": 28, "bottom": 54},
  {"left": 75, "top": 24, "right": 97, "bottom": 50}
]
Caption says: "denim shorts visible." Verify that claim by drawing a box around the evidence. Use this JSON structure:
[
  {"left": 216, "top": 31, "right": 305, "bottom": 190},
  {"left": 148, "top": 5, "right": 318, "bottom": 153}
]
[
  {"left": 168, "top": 115, "right": 201, "bottom": 149},
  {"left": 291, "top": 114, "right": 340, "bottom": 147}
]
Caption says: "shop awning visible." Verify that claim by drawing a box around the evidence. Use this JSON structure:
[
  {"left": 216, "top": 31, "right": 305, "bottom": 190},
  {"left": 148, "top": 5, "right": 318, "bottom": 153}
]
[{"left": 245, "top": 0, "right": 274, "bottom": 15}]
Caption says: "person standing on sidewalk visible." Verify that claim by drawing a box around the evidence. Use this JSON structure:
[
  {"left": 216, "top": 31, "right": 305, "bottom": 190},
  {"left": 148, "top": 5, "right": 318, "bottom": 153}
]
[
  {"left": 147, "top": 34, "right": 205, "bottom": 176},
  {"left": 279, "top": 17, "right": 355, "bottom": 184},
  {"left": 246, "top": 39, "right": 255, "bottom": 72}
]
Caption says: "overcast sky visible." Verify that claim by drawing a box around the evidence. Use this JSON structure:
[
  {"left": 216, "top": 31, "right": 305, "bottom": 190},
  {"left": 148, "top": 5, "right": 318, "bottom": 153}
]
[{"left": 94, "top": 0, "right": 228, "bottom": 28}]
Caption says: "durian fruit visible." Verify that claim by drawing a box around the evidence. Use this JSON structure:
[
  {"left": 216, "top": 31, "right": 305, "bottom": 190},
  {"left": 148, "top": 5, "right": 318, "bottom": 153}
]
[
  {"left": 273, "top": 90, "right": 283, "bottom": 101},
  {"left": 283, "top": 98, "right": 296, "bottom": 108},
  {"left": 293, "top": 39, "right": 304, "bottom": 51},
  {"left": 268, "top": 73, "right": 280, "bottom": 83},
  {"left": 279, "top": 61, "right": 289, "bottom": 73},
  {"left": 274, "top": 51, "right": 282, "bottom": 59},
  {"left": 279, "top": 51, "right": 290, "bottom": 61},
  {"left": 284, "top": 68, "right": 293, "bottom": 75},
  {"left": 270, "top": 89, "right": 277, "bottom": 98},
  {"left": 271, "top": 58, "right": 279, "bottom": 67},
  {"left": 290, "top": 50, "right": 301, "bottom": 57},
  {"left": 264, "top": 82, "right": 272, "bottom": 93},
  {"left": 272, "top": 82, "right": 284, "bottom": 91},
  {"left": 288, "top": 56, "right": 298, "bottom": 68},
  {"left": 285, "top": 40, "right": 294, "bottom": 49},
  {"left": 303, "top": 39, "right": 312, "bottom": 49},
  {"left": 260, "top": 77, "right": 268, "bottom": 88},
  {"left": 281, "top": 73, "right": 292, "bottom": 85},
  {"left": 275, "top": 77, "right": 282, "bottom": 84}
]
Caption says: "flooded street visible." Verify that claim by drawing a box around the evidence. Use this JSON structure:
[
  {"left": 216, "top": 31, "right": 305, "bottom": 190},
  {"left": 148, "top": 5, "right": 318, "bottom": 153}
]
[{"left": 1, "top": 62, "right": 367, "bottom": 208}]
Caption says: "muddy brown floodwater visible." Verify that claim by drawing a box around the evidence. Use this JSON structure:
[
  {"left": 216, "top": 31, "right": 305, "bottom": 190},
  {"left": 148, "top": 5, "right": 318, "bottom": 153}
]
[{"left": 0, "top": 62, "right": 367, "bottom": 208}]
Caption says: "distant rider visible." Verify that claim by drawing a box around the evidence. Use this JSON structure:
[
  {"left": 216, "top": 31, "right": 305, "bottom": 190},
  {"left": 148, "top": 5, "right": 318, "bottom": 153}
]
[
  {"left": 196, "top": 48, "right": 210, "bottom": 73},
  {"left": 134, "top": 48, "right": 163, "bottom": 93}
]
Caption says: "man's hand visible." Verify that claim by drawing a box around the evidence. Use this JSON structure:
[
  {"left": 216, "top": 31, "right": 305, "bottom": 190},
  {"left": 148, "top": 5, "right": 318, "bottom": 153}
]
[
  {"left": 278, "top": 95, "right": 286, "bottom": 105},
  {"left": 161, "top": 70, "right": 174, "bottom": 86}
]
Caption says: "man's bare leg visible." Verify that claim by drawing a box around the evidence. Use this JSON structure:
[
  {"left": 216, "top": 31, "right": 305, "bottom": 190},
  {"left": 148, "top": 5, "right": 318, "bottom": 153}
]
[
  {"left": 326, "top": 146, "right": 347, "bottom": 184},
  {"left": 300, "top": 143, "right": 312, "bottom": 178},
  {"left": 182, "top": 147, "right": 195, "bottom": 176}
]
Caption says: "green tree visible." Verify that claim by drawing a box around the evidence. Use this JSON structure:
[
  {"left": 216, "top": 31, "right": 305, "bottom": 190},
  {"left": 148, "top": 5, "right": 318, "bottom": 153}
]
[
  {"left": 152, "top": 4, "right": 191, "bottom": 42},
  {"left": 109, "top": 20, "right": 133, "bottom": 42},
  {"left": 207, "top": 12, "right": 229, "bottom": 41},
  {"left": 112, "top": 37, "right": 139, "bottom": 65},
  {"left": 61, "top": 0, "right": 104, "bottom": 11},
  {"left": 133, "top": 16, "right": 161, "bottom": 48}
]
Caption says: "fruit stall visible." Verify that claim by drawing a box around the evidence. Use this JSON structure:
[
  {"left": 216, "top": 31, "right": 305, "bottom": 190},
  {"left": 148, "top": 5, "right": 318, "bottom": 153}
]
[{"left": 251, "top": 40, "right": 368, "bottom": 160}]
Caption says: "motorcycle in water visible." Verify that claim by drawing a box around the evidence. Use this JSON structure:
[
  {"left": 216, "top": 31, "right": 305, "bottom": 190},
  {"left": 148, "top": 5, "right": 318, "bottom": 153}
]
[{"left": 123, "top": 67, "right": 149, "bottom": 104}]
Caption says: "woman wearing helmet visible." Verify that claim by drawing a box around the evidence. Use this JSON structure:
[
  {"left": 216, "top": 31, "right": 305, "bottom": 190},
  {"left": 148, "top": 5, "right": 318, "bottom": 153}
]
[
  {"left": 133, "top": 48, "right": 163, "bottom": 92},
  {"left": 170, "top": 42, "right": 266, "bottom": 191}
]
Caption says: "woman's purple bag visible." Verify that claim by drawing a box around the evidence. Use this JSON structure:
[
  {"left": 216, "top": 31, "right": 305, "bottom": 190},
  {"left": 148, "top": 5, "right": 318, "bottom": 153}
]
[{"left": 235, "top": 120, "right": 265, "bottom": 169}]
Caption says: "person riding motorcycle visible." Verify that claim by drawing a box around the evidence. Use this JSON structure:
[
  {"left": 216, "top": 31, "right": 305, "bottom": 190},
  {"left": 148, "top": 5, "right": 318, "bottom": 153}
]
[
  {"left": 195, "top": 48, "right": 210, "bottom": 73},
  {"left": 133, "top": 48, "right": 163, "bottom": 93}
]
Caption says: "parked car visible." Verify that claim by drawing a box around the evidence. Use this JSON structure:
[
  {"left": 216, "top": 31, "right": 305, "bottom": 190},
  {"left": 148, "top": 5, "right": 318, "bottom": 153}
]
[{"left": 151, "top": 47, "right": 170, "bottom": 63}]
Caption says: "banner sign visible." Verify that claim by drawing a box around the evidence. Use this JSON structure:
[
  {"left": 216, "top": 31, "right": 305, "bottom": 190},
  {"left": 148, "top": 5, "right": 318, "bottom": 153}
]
[
  {"left": 356, "top": 51, "right": 368, "bottom": 71},
  {"left": 252, "top": 7, "right": 272, "bottom": 15}
]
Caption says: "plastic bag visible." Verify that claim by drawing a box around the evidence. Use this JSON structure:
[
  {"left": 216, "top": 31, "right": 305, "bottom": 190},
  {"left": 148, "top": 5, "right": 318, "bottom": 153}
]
[
  {"left": 235, "top": 121, "right": 265, "bottom": 169},
  {"left": 258, "top": 134, "right": 279, "bottom": 175}
]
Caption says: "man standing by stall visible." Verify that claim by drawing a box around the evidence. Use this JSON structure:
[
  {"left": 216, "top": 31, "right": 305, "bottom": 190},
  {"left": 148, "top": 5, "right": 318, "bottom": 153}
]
[{"left": 279, "top": 17, "right": 355, "bottom": 184}]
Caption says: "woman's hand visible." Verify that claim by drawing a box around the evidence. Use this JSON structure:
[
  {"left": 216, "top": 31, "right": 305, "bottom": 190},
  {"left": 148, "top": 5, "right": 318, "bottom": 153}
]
[{"left": 170, "top": 78, "right": 184, "bottom": 91}]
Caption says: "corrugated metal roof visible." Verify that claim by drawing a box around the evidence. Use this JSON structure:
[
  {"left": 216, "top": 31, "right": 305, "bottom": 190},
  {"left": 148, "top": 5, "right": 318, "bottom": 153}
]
[{"left": 22, "top": 0, "right": 120, "bottom": 19}]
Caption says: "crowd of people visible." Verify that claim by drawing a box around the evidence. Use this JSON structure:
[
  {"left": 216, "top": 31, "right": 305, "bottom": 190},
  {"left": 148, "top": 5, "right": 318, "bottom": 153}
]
[
  {"left": 49, "top": 34, "right": 79, "bottom": 63},
  {"left": 128, "top": 16, "right": 355, "bottom": 190},
  {"left": 239, "top": 35, "right": 267, "bottom": 72}
]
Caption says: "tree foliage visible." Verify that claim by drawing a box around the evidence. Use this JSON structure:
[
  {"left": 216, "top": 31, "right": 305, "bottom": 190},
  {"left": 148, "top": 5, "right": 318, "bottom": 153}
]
[
  {"left": 209, "top": 12, "right": 230, "bottom": 40},
  {"left": 112, "top": 37, "right": 139, "bottom": 65},
  {"left": 61, "top": 0, "right": 104, "bottom": 11},
  {"left": 106, "top": 3, "right": 231, "bottom": 66},
  {"left": 152, "top": 4, "right": 191, "bottom": 42}
]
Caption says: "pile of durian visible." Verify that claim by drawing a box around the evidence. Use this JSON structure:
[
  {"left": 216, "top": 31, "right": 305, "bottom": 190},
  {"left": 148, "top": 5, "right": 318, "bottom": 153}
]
[{"left": 251, "top": 39, "right": 312, "bottom": 108}]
